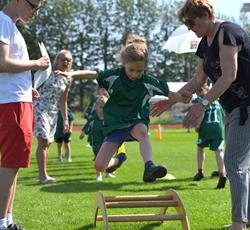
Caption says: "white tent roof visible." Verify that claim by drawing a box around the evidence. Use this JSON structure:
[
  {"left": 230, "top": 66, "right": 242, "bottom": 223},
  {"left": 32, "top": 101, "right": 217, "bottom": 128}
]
[{"left": 149, "top": 82, "right": 187, "bottom": 103}]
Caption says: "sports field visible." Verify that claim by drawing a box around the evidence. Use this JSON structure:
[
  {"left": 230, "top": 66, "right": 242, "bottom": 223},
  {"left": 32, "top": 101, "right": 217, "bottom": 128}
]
[{"left": 15, "top": 129, "right": 231, "bottom": 230}]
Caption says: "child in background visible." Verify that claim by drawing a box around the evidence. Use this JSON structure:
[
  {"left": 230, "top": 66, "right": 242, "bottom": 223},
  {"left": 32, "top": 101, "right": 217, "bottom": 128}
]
[
  {"left": 192, "top": 84, "right": 226, "bottom": 189},
  {"left": 82, "top": 94, "right": 98, "bottom": 147},
  {"left": 125, "top": 34, "right": 147, "bottom": 46},
  {"left": 81, "top": 88, "right": 127, "bottom": 181},
  {"left": 55, "top": 108, "right": 74, "bottom": 162},
  {"left": 62, "top": 41, "right": 191, "bottom": 182},
  {"left": 34, "top": 49, "right": 72, "bottom": 183}
]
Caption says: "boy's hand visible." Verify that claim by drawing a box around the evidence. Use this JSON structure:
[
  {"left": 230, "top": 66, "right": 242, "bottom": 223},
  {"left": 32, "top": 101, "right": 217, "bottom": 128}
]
[
  {"left": 79, "top": 132, "right": 85, "bottom": 140},
  {"left": 63, "top": 120, "right": 70, "bottom": 134}
]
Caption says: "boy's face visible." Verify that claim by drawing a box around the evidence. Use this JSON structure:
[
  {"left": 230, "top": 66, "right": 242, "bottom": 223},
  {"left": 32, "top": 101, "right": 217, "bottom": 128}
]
[
  {"left": 124, "top": 61, "right": 145, "bottom": 81},
  {"left": 98, "top": 95, "right": 108, "bottom": 108},
  {"left": 17, "top": 0, "right": 42, "bottom": 22}
]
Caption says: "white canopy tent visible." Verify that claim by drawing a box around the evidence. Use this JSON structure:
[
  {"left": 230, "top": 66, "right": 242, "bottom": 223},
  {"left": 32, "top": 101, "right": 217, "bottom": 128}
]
[{"left": 163, "top": 25, "right": 201, "bottom": 54}]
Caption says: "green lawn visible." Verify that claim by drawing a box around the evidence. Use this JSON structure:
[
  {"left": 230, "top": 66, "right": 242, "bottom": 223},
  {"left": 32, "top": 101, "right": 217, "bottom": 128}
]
[{"left": 15, "top": 129, "right": 232, "bottom": 230}]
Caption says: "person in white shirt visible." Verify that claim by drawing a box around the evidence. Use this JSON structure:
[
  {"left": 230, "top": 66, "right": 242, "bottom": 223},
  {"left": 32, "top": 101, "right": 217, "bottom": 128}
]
[{"left": 0, "top": 0, "right": 49, "bottom": 229}]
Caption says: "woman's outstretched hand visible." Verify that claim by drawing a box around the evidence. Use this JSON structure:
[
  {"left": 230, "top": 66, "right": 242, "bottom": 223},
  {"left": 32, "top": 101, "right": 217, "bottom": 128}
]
[
  {"left": 150, "top": 99, "right": 173, "bottom": 117},
  {"left": 183, "top": 103, "right": 205, "bottom": 129},
  {"left": 150, "top": 90, "right": 192, "bottom": 117}
]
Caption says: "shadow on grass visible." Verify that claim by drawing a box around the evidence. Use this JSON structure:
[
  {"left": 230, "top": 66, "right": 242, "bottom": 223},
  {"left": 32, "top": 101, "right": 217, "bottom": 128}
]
[
  {"left": 139, "top": 222, "right": 162, "bottom": 229},
  {"left": 38, "top": 178, "right": 215, "bottom": 194},
  {"left": 75, "top": 223, "right": 94, "bottom": 230},
  {"left": 39, "top": 180, "right": 144, "bottom": 193},
  {"left": 76, "top": 222, "right": 163, "bottom": 230}
]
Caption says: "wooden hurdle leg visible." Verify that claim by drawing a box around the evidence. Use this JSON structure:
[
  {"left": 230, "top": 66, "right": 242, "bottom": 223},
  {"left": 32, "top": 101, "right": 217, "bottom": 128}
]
[
  {"left": 166, "top": 189, "right": 190, "bottom": 230},
  {"left": 93, "top": 191, "right": 110, "bottom": 230}
]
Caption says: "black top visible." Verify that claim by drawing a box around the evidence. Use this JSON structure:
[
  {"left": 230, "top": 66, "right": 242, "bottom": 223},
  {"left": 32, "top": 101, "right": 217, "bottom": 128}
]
[{"left": 196, "top": 21, "right": 250, "bottom": 113}]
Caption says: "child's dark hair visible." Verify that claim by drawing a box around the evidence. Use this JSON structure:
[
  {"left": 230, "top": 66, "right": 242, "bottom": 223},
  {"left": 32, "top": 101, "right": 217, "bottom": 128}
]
[
  {"left": 125, "top": 35, "right": 147, "bottom": 46},
  {"left": 120, "top": 43, "right": 148, "bottom": 66}
]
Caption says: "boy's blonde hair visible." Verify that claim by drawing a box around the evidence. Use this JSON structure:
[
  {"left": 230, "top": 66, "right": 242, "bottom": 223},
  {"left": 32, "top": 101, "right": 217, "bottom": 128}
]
[
  {"left": 178, "top": 0, "right": 215, "bottom": 23},
  {"left": 120, "top": 43, "right": 148, "bottom": 66}
]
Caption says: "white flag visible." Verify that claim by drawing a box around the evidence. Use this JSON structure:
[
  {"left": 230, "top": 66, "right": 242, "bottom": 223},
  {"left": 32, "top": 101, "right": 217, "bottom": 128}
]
[{"left": 33, "top": 42, "right": 52, "bottom": 89}]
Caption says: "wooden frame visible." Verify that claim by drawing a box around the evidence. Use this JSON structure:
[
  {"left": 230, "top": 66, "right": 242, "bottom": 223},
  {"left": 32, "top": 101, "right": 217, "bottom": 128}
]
[{"left": 93, "top": 189, "right": 190, "bottom": 230}]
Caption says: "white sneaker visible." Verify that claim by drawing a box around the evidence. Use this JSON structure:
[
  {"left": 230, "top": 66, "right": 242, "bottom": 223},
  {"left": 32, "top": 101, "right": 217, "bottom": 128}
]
[
  {"left": 96, "top": 175, "right": 103, "bottom": 181},
  {"left": 40, "top": 177, "right": 56, "bottom": 184},
  {"left": 67, "top": 158, "right": 72, "bottom": 163},
  {"left": 105, "top": 173, "right": 116, "bottom": 178}
]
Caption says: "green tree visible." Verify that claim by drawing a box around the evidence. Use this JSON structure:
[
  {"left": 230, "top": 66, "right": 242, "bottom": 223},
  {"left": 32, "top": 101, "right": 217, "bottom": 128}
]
[{"left": 1, "top": 0, "right": 202, "bottom": 111}]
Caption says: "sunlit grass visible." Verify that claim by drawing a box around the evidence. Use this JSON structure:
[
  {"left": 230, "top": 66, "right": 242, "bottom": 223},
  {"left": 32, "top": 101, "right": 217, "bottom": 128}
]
[{"left": 15, "top": 129, "right": 231, "bottom": 230}]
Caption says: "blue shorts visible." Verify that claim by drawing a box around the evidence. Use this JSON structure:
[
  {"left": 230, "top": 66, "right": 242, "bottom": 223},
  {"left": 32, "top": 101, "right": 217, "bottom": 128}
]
[{"left": 104, "top": 127, "right": 137, "bottom": 145}]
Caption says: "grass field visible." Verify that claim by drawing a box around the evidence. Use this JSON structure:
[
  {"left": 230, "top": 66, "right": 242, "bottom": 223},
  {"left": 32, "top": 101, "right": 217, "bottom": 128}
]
[{"left": 14, "top": 128, "right": 232, "bottom": 230}]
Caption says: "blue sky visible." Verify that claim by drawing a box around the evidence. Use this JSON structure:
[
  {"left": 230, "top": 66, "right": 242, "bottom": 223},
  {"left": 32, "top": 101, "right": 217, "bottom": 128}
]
[{"left": 210, "top": 0, "right": 250, "bottom": 21}]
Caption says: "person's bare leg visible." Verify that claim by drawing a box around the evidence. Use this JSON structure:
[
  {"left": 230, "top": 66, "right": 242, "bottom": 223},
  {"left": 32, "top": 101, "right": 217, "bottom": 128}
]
[
  {"left": 0, "top": 168, "right": 18, "bottom": 219},
  {"left": 6, "top": 174, "right": 17, "bottom": 214},
  {"left": 197, "top": 146, "right": 205, "bottom": 172},
  {"left": 57, "top": 142, "right": 63, "bottom": 161},
  {"left": 36, "top": 137, "right": 50, "bottom": 180},
  {"left": 130, "top": 123, "right": 152, "bottom": 163},
  {"left": 95, "top": 142, "right": 120, "bottom": 172},
  {"left": 64, "top": 142, "right": 72, "bottom": 161},
  {"left": 215, "top": 149, "right": 225, "bottom": 175},
  {"left": 131, "top": 123, "right": 167, "bottom": 182}
]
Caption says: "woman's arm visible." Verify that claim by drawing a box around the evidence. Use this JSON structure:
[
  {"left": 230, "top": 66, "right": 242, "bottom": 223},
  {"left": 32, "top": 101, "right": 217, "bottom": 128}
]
[
  {"left": 201, "top": 29, "right": 238, "bottom": 104},
  {"left": 150, "top": 59, "right": 207, "bottom": 117},
  {"left": 54, "top": 70, "right": 98, "bottom": 80},
  {"left": 183, "top": 29, "right": 239, "bottom": 128},
  {"left": 70, "top": 70, "right": 98, "bottom": 80}
]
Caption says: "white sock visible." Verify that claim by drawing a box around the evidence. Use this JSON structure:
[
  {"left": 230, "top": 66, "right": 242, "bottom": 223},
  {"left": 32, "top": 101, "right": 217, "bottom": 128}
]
[
  {"left": 7, "top": 213, "right": 13, "bottom": 226},
  {"left": 0, "top": 218, "right": 7, "bottom": 228}
]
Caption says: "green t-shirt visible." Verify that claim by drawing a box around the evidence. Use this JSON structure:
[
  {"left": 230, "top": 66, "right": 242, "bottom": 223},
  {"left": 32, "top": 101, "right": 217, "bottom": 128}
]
[
  {"left": 97, "top": 67, "right": 169, "bottom": 135},
  {"left": 82, "top": 114, "right": 94, "bottom": 146},
  {"left": 84, "top": 98, "right": 97, "bottom": 121},
  {"left": 193, "top": 96, "right": 224, "bottom": 140},
  {"left": 91, "top": 113, "right": 105, "bottom": 155}
]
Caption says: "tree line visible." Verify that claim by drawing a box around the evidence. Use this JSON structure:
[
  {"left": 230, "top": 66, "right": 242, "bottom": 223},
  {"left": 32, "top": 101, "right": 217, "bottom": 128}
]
[{"left": 1, "top": 0, "right": 249, "bottom": 111}]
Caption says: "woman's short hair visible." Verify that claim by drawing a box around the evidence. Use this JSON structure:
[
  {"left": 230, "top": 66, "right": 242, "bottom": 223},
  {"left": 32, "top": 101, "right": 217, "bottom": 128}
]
[{"left": 178, "top": 0, "right": 215, "bottom": 23}]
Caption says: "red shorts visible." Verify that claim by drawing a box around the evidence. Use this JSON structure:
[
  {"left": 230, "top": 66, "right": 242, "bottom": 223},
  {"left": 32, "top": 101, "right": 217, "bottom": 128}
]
[{"left": 0, "top": 102, "right": 34, "bottom": 168}]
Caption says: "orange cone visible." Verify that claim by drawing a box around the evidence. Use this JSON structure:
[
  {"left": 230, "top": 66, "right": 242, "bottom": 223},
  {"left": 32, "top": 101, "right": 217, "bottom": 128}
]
[{"left": 156, "top": 124, "right": 162, "bottom": 140}]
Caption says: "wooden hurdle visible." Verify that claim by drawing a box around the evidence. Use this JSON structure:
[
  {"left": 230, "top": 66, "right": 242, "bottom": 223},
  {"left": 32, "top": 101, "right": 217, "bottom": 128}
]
[{"left": 93, "top": 189, "right": 190, "bottom": 230}]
